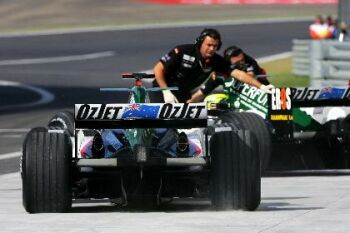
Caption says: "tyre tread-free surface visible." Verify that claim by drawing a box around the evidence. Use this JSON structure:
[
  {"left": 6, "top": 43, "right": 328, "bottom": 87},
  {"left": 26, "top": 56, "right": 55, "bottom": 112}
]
[
  {"left": 210, "top": 129, "right": 261, "bottom": 210},
  {"left": 22, "top": 128, "right": 72, "bottom": 213},
  {"left": 219, "top": 111, "right": 271, "bottom": 170}
]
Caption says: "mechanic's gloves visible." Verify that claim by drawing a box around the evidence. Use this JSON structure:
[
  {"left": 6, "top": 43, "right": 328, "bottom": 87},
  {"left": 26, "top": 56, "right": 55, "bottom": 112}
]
[
  {"left": 260, "top": 84, "right": 275, "bottom": 94},
  {"left": 162, "top": 90, "right": 179, "bottom": 103}
]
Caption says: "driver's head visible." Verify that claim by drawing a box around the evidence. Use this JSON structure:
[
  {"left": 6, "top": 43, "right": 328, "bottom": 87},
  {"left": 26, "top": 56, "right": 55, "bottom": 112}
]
[
  {"left": 196, "top": 28, "right": 222, "bottom": 59},
  {"left": 224, "top": 46, "right": 245, "bottom": 65}
]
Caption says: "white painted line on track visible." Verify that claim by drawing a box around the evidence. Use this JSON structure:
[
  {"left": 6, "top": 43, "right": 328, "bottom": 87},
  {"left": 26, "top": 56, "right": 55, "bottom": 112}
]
[
  {"left": 0, "top": 151, "right": 21, "bottom": 161},
  {"left": 258, "top": 51, "right": 292, "bottom": 64},
  {"left": 0, "top": 171, "right": 19, "bottom": 178},
  {"left": 0, "top": 51, "right": 115, "bottom": 66},
  {"left": 0, "top": 129, "right": 30, "bottom": 133},
  {"left": 0, "top": 135, "right": 23, "bottom": 138},
  {"left": 0, "top": 17, "right": 312, "bottom": 38},
  {"left": 0, "top": 80, "right": 54, "bottom": 110}
]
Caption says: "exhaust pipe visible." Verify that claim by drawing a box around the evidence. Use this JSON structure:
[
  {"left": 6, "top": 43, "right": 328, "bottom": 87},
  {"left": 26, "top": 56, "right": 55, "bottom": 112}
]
[
  {"left": 177, "top": 132, "right": 189, "bottom": 155},
  {"left": 92, "top": 131, "right": 105, "bottom": 158}
]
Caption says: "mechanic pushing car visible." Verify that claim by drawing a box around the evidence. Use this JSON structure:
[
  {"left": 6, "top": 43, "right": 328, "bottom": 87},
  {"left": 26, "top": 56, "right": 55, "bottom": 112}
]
[
  {"left": 152, "top": 28, "right": 274, "bottom": 104},
  {"left": 223, "top": 45, "right": 269, "bottom": 84},
  {"left": 188, "top": 44, "right": 272, "bottom": 103}
]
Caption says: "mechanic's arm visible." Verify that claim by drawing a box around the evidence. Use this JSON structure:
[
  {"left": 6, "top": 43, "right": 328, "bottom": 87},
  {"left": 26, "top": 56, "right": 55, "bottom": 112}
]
[
  {"left": 187, "top": 89, "right": 205, "bottom": 103},
  {"left": 187, "top": 72, "right": 220, "bottom": 103},
  {"left": 247, "top": 71, "right": 255, "bottom": 77},
  {"left": 153, "top": 62, "right": 178, "bottom": 103},
  {"left": 153, "top": 62, "right": 168, "bottom": 88},
  {"left": 231, "top": 69, "right": 273, "bottom": 93}
]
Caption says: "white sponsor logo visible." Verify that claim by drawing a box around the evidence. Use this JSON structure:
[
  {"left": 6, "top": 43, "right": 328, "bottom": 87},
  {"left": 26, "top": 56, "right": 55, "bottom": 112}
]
[
  {"left": 183, "top": 54, "right": 195, "bottom": 62},
  {"left": 75, "top": 103, "right": 207, "bottom": 120}
]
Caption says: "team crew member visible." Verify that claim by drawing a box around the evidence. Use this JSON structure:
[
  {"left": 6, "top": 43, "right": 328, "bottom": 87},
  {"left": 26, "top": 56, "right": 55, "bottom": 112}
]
[
  {"left": 187, "top": 45, "right": 272, "bottom": 103},
  {"left": 153, "top": 28, "right": 273, "bottom": 103},
  {"left": 223, "top": 45, "right": 267, "bottom": 81}
]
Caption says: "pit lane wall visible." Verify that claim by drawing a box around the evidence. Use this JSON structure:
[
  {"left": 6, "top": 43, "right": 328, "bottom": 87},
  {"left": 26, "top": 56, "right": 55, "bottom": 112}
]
[
  {"left": 293, "top": 39, "right": 350, "bottom": 87},
  {"left": 144, "top": 0, "right": 336, "bottom": 4}
]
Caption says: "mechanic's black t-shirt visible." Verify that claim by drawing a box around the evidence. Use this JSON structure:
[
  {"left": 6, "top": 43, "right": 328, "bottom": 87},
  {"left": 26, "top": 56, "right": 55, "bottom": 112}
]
[
  {"left": 153, "top": 44, "right": 232, "bottom": 102},
  {"left": 201, "top": 53, "right": 267, "bottom": 95},
  {"left": 244, "top": 54, "right": 264, "bottom": 75}
]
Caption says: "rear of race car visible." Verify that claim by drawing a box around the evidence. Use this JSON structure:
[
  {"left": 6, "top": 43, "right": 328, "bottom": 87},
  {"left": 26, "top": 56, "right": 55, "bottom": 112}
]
[
  {"left": 72, "top": 103, "right": 210, "bottom": 207},
  {"left": 21, "top": 101, "right": 262, "bottom": 212}
]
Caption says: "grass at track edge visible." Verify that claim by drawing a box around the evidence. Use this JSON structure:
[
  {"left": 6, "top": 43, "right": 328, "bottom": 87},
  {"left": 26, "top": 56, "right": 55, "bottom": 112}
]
[{"left": 261, "top": 57, "right": 309, "bottom": 87}]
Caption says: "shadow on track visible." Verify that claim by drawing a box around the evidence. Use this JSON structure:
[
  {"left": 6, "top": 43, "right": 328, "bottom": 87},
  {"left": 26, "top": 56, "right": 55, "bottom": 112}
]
[{"left": 69, "top": 196, "right": 323, "bottom": 213}]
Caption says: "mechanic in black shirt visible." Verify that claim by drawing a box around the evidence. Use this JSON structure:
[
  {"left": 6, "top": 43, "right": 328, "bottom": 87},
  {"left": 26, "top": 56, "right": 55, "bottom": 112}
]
[
  {"left": 153, "top": 29, "right": 273, "bottom": 103},
  {"left": 188, "top": 45, "right": 272, "bottom": 103},
  {"left": 223, "top": 45, "right": 269, "bottom": 84}
]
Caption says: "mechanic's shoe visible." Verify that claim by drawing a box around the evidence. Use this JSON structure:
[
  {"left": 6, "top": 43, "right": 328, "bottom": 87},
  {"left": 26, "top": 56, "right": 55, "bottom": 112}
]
[{"left": 177, "top": 132, "right": 189, "bottom": 156}]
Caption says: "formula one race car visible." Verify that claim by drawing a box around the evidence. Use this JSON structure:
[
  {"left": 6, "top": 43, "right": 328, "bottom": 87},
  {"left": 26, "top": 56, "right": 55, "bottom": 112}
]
[
  {"left": 205, "top": 76, "right": 350, "bottom": 170},
  {"left": 21, "top": 73, "right": 265, "bottom": 213}
]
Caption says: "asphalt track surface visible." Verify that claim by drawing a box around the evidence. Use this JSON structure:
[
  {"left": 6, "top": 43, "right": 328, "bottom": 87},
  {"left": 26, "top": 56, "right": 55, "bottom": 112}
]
[
  {"left": 2, "top": 172, "right": 350, "bottom": 232},
  {"left": 2, "top": 21, "right": 350, "bottom": 233}
]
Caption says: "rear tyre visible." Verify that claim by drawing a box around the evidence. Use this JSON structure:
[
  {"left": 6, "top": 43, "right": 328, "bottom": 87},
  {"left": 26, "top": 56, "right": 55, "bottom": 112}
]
[
  {"left": 22, "top": 128, "right": 72, "bottom": 213},
  {"left": 210, "top": 129, "right": 261, "bottom": 211},
  {"left": 48, "top": 111, "right": 74, "bottom": 136},
  {"left": 218, "top": 111, "right": 271, "bottom": 171}
]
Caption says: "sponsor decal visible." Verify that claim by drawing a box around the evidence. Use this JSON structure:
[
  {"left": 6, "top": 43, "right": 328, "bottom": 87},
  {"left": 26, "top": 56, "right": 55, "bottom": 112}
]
[
  {"left": 270, "top": 88, "right": 293, "bottom": 121},
  {"left": 227, "top": 82, "right": 268, "bottom": 117},
  {"left": 241, "top": 85, "right": 268, "bottom": 106},
  {"left": 181, "top": 54, "right": 195, "bottom": 68},
  {"left": 161, "top": 54, "right": 171, "bottom": 63},
  {"left": 271, "top": 88, "right": 291, "bottom": 110},
  {"left": 159, "top": 103, "right": 205, "bottom": 119},
  {"left": 291, "top": 88, "right": 320, "bottom": 101},
  {"left": 318, "top": 87, "right": 345, "bottom": 100},
  {"left": 75, "top": 103, "right": 207, "bottom": 120},
  {"left": 291, "top": 87, "right": 350, "bottom": 101},
  {"left": 183, "top": 54, "right": 195, "bottom": 62},
  {"left": 76, "top": 104, "right": 123, "bottom": 120},
  {"left": 270, "top": 114, "right": 293, "bottom": 121},
  {"left": 122, "top": 104, "right": 160, "bottom": 119},
  {"left": 345, "top": 88, "right": 350, "bottom": 100}
]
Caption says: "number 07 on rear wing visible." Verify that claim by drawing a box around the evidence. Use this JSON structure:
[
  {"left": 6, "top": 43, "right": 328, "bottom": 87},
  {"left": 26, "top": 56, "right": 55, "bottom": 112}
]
[{"left": 74, "top": 103, "right": 207, "bottom": 129}]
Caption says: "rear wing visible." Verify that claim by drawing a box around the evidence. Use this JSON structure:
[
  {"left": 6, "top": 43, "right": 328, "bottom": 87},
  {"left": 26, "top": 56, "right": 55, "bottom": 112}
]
[
  {"left": 75, "top": 103, "right": 207, "bottom": 129},
  {"left": 227, "top": 82, "right": 350, "bottom": 109},
  {"left": 291, "top": 87, "right": 350, "bottom": 107}
]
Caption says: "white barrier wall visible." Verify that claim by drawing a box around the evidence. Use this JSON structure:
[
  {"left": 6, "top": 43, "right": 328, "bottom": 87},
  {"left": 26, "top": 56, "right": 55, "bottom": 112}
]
[{"left": 293, "top": 39, "right": 350, "bottom": 87}]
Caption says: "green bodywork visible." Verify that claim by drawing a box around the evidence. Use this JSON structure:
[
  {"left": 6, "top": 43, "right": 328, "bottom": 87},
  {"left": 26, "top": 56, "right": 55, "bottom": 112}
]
[
  {"left": 204, "top": 77, "right": 321, "bottom": 131},
  {"left": 125, "top": 86, "right": 153, "bottom": 150},
  {"left": 101, "top": 77, "right": 178, "bottom": 150}
]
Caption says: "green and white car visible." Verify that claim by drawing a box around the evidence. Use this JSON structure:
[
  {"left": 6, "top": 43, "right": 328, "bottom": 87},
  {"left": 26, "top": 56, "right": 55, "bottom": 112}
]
[{"left": 205, "top": 77, "right": 350, "bottom": 170}]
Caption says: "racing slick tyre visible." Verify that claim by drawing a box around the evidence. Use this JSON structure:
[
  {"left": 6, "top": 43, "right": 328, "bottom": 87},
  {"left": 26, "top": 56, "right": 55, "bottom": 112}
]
[
  {"left": 218, "top": 111, "right": 271, "bottom": 171},
  {"left": 210, "top": 129, "right": 261, "bottom": 211},
  {"left": 22, "top": 127, "right": 72, "bottom": 213},
  {"left": 48, "top": 111, "right": 75, "bottom": 136}
]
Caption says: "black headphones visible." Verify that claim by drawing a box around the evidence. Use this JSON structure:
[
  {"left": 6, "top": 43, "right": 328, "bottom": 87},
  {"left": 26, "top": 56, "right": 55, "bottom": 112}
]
[
  {"left": 195, "top": 28, "right": 222, "bottom": 50},
  {"left": 223, "top": 46, "right": 242, "bottom": 62}
]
